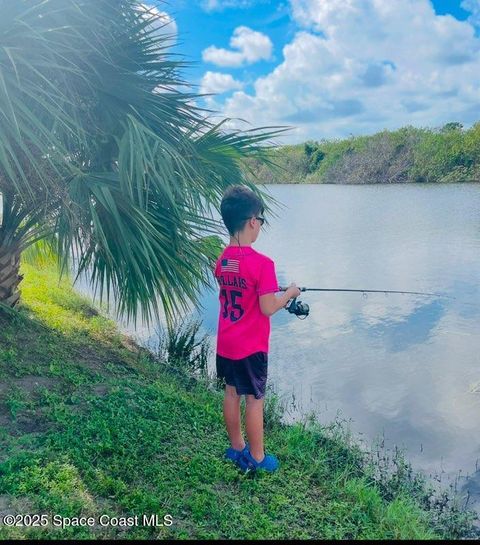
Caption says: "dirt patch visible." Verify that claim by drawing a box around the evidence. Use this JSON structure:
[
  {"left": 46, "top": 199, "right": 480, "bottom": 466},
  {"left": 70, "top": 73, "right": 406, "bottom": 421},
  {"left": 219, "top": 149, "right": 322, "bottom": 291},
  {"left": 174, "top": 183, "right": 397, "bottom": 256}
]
[
  {"left": 0, "top": 413, "right": 10, "bottom": 429},
  {"left": 121, "top": 335, "right": 143, "bottom": 353},
  {"left": 91, "top": 383, "right": 110, "bottom": 397},
  {"left": 0, "top": 495, "right": 13, "bottom": 517},
  {"left": 0, "top": 406, "right": 53, "bottom": 436},
  {"left": 0, "top": 377, "right": 59, "bottom": 436},
  {"left": 14, "top": 412, "right": 52, "bottom": 434},
  {"left": 0, "top": 495, "right": 36, "bottom": 518},
  {"left": 65, "top": 340, "right": 142, "bottom": 375},
  {"left": 0, "top": 376, "right": 59, "bottom": 399}
]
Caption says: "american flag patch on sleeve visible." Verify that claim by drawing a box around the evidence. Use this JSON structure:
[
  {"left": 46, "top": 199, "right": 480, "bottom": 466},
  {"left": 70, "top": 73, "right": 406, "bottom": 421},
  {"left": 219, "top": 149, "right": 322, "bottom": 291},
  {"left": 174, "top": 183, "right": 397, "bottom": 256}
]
[{"left": 221, "top": 258, "right": 239, "bottom": 273}]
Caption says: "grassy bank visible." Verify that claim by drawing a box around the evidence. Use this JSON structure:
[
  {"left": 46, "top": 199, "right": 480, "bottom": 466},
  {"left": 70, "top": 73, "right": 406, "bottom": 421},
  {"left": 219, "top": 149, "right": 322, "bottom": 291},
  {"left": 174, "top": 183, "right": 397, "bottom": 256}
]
[
  {"left": 245, "top": 122, "right": 480, "bottom": 184},
  {"left": 0, "top": 262, "right": 477, "bottom": 539}
]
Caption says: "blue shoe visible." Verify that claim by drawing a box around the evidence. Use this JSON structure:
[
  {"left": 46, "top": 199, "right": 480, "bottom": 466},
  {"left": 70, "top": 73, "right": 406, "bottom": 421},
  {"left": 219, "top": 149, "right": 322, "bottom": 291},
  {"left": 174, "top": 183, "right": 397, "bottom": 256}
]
[
  {"left": 224, "top": 444, "right": 249, "bottom": 464},
  {"left": 238, "top": 447, "right": 280, "bottom": 473}
]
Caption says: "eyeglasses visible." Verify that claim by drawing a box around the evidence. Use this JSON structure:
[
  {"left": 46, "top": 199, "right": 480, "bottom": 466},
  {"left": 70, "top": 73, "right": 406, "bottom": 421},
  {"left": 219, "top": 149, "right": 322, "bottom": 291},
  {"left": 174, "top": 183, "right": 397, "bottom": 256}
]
[{"left": 242, "top": 216, "right": 265, "bottom": 226}]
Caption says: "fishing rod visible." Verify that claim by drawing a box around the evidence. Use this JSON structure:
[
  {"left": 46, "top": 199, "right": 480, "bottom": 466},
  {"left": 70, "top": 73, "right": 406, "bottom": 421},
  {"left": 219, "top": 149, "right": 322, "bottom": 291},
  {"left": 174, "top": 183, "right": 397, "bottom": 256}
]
[{"left": 277, "top": 286, "right": 451, "bottom": 319}]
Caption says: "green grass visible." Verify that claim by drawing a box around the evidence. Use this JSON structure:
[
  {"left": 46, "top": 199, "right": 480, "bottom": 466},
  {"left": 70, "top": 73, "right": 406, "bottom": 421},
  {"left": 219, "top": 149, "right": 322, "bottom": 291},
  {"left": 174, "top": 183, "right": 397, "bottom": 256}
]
[{"left": 0, "top": 262, "right": 477, "bottom": 539}]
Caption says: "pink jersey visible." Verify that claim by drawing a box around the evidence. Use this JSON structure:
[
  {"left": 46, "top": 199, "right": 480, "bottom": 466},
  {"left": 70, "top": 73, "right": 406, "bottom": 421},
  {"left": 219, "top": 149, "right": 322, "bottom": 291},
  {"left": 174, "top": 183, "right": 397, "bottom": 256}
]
[{"left": 214, "top": 245, "right": 280, "bottom": 360}]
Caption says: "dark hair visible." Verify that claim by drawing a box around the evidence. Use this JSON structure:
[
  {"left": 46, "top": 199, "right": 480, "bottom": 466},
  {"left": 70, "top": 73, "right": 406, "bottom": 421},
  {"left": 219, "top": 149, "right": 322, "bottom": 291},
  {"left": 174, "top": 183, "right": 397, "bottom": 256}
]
[{"left": 220, "top": 185, "right": 264, "bottom": 236}]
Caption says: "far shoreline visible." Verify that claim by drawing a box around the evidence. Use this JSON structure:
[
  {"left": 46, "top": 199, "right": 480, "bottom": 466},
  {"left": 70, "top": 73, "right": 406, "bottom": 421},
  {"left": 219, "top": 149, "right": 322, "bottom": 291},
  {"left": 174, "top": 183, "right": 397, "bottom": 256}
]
[
  {"left": 245, "top": 123, "right": 480, "bottom": 186},
  {"left": 255, "top": 180, "right": 480, "bottom": 185}
]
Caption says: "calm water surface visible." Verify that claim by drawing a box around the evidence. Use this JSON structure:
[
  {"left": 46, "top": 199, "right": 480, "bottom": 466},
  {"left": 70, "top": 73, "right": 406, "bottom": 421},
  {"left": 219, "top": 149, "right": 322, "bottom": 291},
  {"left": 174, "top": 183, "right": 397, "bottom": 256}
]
[{"left": 76, "top": 183, "right": 480, "bottom": 508}]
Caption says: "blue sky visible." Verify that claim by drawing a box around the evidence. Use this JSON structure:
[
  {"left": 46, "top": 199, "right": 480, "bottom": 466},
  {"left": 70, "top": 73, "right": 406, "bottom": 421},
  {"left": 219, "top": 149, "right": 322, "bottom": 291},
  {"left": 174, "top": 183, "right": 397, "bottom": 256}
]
[
  {"left": 153, "top": 0, "right": 480, "bottom": 143},
  {"left": 163, "top": 1, "right": 295, "bottom": 93}
]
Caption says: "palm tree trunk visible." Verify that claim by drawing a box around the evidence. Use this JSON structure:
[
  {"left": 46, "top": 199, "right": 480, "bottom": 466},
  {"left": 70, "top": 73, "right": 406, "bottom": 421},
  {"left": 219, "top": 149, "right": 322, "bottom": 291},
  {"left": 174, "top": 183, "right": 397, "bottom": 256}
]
[
  {"left": 0, "top": 243, "right": 23, "bottom": 307},
  {"left": 0, "top": 190, "right": 24, "bottom": 307}
]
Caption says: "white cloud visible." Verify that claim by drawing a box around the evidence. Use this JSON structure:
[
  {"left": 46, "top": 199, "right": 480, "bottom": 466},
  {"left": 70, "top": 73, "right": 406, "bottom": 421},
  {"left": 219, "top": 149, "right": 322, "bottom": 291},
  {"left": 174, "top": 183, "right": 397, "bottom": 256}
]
[
  {"left": 202, "top": 26, "right": 273, "bottom": 67},
  {"left": 137, "top": 3, "right": 177, "bottom": 44},
  {"left": 201, "top": 0, "right": 259, "bottom": 12},
  {"left": 200, "top": 71, "right": 244, "bottom": 95},
  {"left": 215, "top": 0, "right": 480, "bottom": 143},
  {"left": 461, "top": 0, "right": 480, "bottom": 27}
]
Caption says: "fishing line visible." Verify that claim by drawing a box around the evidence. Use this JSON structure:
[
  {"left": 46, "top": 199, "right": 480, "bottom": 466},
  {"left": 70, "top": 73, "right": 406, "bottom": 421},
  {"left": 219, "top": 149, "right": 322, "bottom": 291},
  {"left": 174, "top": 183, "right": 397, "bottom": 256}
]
[
  {"left": 280, "top": 287, "right": 450, "bottom": 297},
  {"left": 277, "top": 286, "right": 455, "bottom": 319}
]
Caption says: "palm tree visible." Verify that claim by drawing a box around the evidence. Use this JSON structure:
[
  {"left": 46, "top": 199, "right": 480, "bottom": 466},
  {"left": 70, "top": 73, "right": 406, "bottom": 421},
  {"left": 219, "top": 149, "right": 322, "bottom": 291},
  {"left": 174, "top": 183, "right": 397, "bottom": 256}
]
[{"left": 0, "top": 0, "right": 282, "bottom": 325}]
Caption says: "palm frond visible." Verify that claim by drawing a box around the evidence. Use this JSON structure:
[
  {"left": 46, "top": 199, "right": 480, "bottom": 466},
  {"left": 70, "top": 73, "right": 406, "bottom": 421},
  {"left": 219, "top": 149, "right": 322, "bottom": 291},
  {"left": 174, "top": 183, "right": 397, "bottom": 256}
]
[{"left": 0, "top": 0, "right": 293, "bottom": 323}]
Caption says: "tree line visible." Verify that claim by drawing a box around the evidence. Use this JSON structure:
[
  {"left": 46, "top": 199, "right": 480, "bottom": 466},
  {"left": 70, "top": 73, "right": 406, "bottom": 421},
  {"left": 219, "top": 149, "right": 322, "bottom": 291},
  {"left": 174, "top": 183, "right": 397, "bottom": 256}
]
[{"left": 244, "top": 122, "right": 480, "bottom": 184}]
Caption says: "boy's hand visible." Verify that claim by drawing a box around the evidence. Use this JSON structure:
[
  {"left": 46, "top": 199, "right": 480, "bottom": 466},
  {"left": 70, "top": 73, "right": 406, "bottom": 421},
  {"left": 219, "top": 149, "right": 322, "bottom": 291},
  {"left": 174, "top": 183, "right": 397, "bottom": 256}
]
[
  {"left": 261, "top": 283, "right": 302, "bottom": 316},
  {"left": 285, "top": 283, "right": 301, "bottom": 299}
]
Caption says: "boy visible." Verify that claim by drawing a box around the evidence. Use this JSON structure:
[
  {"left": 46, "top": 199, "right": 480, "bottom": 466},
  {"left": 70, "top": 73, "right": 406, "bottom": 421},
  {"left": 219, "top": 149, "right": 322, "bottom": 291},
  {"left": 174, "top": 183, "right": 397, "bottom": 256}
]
[{"left": 214, "top": 185, "right": 301, "bottom": 472}]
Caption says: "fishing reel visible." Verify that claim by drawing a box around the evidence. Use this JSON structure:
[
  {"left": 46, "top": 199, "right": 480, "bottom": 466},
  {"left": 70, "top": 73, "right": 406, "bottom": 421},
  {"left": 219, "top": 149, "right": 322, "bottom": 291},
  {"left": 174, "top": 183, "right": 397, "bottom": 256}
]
[{"left": 286, "top": 297, "right": 310, "bottom": 319}]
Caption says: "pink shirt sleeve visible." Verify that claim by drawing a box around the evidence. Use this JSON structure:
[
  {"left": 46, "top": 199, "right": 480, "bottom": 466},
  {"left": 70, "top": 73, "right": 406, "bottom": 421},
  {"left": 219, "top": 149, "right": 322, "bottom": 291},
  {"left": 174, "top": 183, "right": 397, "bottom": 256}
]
[{"left": 256, "top": 258, "right": 279, "bottom": 296}]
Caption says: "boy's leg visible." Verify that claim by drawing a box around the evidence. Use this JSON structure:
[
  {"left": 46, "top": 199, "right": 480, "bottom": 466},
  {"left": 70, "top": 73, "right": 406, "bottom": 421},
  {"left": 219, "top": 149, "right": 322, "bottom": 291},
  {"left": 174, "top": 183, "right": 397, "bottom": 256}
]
[
  {"left": 223, "top": 385, "right": 245, "bottom": 451},
  {"left": 245, "top": 395, "right": 264, "bottom": 462}
]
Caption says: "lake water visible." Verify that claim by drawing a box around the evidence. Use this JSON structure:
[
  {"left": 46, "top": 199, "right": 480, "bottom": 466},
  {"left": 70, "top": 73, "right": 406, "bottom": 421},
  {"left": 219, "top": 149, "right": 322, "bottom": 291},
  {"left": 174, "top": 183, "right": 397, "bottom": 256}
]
[{"left": 74, "top": 182, "right": 480, "bottom": 510}]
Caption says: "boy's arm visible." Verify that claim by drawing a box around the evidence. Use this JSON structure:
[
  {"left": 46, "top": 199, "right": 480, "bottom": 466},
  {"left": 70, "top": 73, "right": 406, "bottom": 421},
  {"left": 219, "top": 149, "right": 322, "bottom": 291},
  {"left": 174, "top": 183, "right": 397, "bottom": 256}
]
[
  {"left": 257, "top": 258, "right": 301, "bottom": 316},
  {"left": 259, "top": 285, "right": 301, "bottom": 317}
]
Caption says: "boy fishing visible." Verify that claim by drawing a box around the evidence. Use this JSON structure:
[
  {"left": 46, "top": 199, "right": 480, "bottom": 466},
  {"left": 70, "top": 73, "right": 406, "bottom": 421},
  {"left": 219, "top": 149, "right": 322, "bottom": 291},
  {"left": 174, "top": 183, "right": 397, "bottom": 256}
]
[{"left": 214, "top": 185, "right": 301, "bottom": 472}]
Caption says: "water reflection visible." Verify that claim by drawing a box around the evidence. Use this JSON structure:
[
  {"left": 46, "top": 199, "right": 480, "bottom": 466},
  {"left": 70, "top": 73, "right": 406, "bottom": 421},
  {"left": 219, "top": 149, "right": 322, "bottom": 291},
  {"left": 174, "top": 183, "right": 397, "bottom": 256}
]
[{"left": 354, "top": 298, "right": 446, "bottom": 352}]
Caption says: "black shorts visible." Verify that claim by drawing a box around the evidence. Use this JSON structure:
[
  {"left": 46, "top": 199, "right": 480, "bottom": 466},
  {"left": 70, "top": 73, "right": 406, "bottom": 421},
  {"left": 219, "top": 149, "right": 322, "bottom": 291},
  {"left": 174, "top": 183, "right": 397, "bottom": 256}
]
[{"left": 216, "top": 352, "right": 268, "bottom": 399}]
